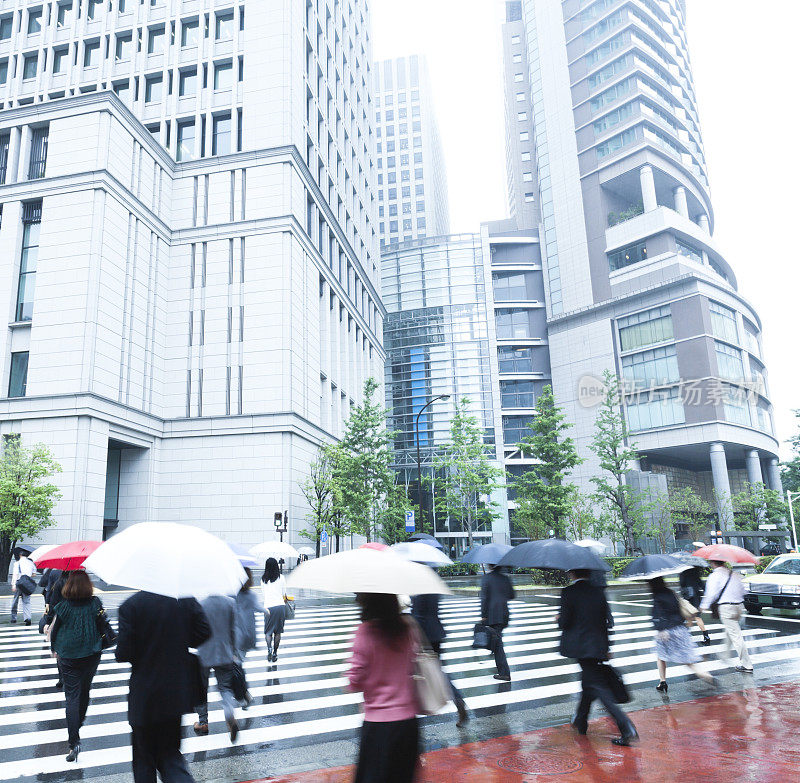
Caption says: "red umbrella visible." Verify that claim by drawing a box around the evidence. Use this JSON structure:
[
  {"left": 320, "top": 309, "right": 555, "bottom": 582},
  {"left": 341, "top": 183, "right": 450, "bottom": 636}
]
[
  {"left": 34, "top": 540, "right": 103, "bottom": 571},
  {"left": 359, "top": 542, "right": 389, "bottom": 551},
  {"left": 693, "top": 544, "right": 758, "bottom": 565}
]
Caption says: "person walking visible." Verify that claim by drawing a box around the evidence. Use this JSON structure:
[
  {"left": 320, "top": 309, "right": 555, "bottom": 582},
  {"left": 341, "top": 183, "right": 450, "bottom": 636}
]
[
  {"left": 10, "top": 548, "right": 35, "bottom": 625},
  {"left": 193, "top": 594, "right": 240, "bottom": 742},
  {"left": 116, "top": 592, "right": 211, "bottom": 783},
  {"left": 559, "top": 569, "right": 638, "bottom": 746},
  {"left": 679, "top": 566, "right": 711, "bottom": 645},
  {"left": 234, "top": 568, "right": 268, "bottom": 706},
  {"left": 410, "top": 592, "right": 468, "bottom": 726},
  {"left": 347, "top": 593, "right": 420, "bottom": 783},
  {"left": 261, "top": 558, "right": 287, "bottom": 662},
  {"left": 39, "top": 568, "right": 63, "bottom": 610},
  {"left": 480, "top": 563, "right": 515, "bottom": 681},
  {"left": 700, "top": 560, "right": 753, "bottom": 673},
  {"left": 648, "top": 577, "right": 715, "bottom": 692},
  {"left": 48, "top": 571, "right": 104, "bottom": 761}
]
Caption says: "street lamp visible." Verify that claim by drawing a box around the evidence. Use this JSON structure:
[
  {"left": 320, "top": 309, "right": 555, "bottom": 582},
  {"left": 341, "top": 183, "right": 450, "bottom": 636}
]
[
  {"left": 786, "top": 490, "right": 800, "bottom": 552},
  {"left": 415, "top": 394, "right": 450, "bottom": 531}
]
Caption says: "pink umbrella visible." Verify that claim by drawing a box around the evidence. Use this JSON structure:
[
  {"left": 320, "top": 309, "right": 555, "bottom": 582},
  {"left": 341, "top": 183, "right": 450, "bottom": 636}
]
[
  {"left": 693, "top": 544, "right": 758, "bottom": 565},
  {"left": 359, "top": 542, "right": 389, "bottom": 551}
]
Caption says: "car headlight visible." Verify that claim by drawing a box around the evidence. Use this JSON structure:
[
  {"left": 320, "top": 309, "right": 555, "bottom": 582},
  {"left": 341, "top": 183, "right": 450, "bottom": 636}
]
[{"left": 781, "top": 585, "right": 800, "bottom": 595}]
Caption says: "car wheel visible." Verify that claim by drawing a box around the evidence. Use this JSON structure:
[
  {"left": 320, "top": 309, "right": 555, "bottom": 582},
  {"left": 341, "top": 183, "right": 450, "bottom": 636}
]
[{"left": 744, "top": 603, "right": 762, "bottom": 615}]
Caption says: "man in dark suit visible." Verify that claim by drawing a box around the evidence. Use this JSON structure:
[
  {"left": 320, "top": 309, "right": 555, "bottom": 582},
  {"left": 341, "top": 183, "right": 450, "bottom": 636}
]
[
  {"left": 480, "top": 564, "right": 516, "bottom": 681},
  {"left": 558, "top": 569, "right": 638, "bottom": 746},
  {"left": 116, "top": 592, "right": 211, "bottom": 783}
]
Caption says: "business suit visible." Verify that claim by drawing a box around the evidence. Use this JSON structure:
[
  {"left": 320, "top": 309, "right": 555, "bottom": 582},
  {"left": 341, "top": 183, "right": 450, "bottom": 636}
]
[
  {"left": 116, "top": 592, "right": 211, "bottom": 783},
  {"left": 559, "top": 579, "right": 635, "bottom": 740},
  {"left": 480, "top": 567, "right": 515, "bottom": 679},
  {"left": 195, "top": 595, "right": 238, "bottom": 730}
]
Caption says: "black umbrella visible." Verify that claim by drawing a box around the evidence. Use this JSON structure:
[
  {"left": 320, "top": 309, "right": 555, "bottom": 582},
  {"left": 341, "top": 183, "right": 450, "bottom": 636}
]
[
  {"left": 407, "top": 532, "right": 445, "bottom": 551},
  {"left": 498, "top": 539, "right": 610, "bottom": 572},
  {"left": 668, "top": 551, "right": 708, "bottom": 567},
  {"left": 15, "top": 543, "right": 34, "bottom": 554},
  {"left": 620, "top": 554, "right": 689, "bottom": 581},
  {"left": 459, "top": 543, "right": 512, "bottom": 565}
]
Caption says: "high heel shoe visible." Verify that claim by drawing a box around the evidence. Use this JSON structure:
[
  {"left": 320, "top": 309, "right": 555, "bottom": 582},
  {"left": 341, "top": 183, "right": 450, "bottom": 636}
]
[
  {"left": 66, "top": 743, "right": 81, "bottom": 762},
  {"left": 655, "top": 680, "right": 668, "bottom": 693},
  {"left": 702, "top": 633, "right": 712, "bottom": 646}
]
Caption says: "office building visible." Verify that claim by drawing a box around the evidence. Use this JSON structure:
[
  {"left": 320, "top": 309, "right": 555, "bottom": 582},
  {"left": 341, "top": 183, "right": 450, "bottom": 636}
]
[
  {"left": 0, "top": 0, "right": 383, "bottom": 546},
  {"left": 374, "top": 55, "right": 449, "bottom": 248},
  {"left": 505, "top": 0, "right": 781, "bottom": 527}
]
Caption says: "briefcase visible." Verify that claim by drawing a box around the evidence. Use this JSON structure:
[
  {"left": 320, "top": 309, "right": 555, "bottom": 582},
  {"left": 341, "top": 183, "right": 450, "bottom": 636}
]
[
  {"left": 472, "top": 623, "right": 492, "bottom": 650},
  {"left": 600, "top": 662, "right": 630, "bottom": 704}
]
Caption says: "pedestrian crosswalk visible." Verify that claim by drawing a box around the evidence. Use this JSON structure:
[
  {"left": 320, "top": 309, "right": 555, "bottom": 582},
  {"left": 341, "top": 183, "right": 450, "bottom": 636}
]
[{"left": 1, "top": 595, "right": 799, "bottom": 780}]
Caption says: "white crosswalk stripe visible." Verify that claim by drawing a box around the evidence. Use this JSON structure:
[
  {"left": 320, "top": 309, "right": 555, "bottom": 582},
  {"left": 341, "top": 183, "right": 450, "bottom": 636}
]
[{"left": 0, "top": 596, "right": 798, "bottom": 781}]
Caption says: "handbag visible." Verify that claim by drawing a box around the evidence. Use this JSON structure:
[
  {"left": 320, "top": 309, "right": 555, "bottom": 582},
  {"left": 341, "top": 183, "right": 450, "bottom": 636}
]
[
  {"left": 95, "top": 604, "right": 118, "bottom": 649},
  {"left": 230, "top": 662, "right": 248, "bottom": 702},
  {"left": 284, "top": 597, "right": 296, "bottom": 620},
  {"left": 15, "top": 574, "right": 36, "bottom": 596},
  {"left": 407, "top": 618, "right": 451, "bottom": 715},
  {"left": 709, "top": 573, "right": 732, "bottom": 620},
  {"left": 472, "top": 623, "right": 492, "bottom": 650},
  {"left": 678, "top": 596, "right": 700, "bottom": 620},
  {"left": 600, "top": 662, "right": 630, "bottom": 704},
  {"left": 38, "top": 614, "right": 48, "bottom": 635}
]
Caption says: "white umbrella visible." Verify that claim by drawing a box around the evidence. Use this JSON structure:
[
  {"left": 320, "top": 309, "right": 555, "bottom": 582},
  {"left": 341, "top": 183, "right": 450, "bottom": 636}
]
[
  {"left": 28, "top": 544, "right": 58, "bottom": 564},
  {"left": 286, "top": 548, "right": 452, "bottom": 595},
  {"left": 573, "top": 538, "right": 607, "bottom": 554},
  {"left": 297, "top": 546, "right": 315, "bottom": 557},
  {"left": 250, "top": 541, "right": 300, "bottom": 560},
  {"left": 83, "top": 522, "right": 246, "bottom": 600},
  {"left": 391, "top": 541, "right": 453, "bottom": 567}
]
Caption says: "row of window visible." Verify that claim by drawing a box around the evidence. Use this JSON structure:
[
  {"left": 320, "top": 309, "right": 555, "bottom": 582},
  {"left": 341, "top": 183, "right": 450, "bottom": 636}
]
[
  {"left": 379, "top": 200, "right": 425, "bottom": 218},
  {"left": 0, "top": 126, "right": 49, "bottom": 184},
  {"left": 379, "top": 183, "right": 424, "bottom": 202}
]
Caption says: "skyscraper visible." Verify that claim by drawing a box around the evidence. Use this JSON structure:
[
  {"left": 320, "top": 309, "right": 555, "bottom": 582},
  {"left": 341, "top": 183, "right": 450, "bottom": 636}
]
[
  {"left": 374, "top": 55, "right": 449, "bottom": 249},
  {"left": 506, "top": 0, "right": 781, "bottom": 529},
  {"left": 0, "top": 0, "right": 382, "bottom": 545}
]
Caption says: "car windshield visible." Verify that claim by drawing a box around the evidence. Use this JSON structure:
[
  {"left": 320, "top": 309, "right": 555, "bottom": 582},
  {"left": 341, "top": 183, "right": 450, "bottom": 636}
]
[{"left": 763, "top": 557, "right": 800, "bottom": 575}]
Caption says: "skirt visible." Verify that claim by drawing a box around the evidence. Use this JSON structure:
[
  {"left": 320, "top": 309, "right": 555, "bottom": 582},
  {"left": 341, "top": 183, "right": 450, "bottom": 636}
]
[
  {"left": 264, "top": 604, "right": 286, "bottom": 637},
  {"left": 355, "top": 717, "right": 419, "bottom": 783},
  {"left": 654, "top": 624, "right": 700, "bottom": 664}
]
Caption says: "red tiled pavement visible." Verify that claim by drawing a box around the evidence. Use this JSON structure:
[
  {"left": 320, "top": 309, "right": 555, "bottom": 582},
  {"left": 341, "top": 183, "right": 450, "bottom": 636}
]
[{"left": 246, "top": 681, "right": 800, "bottom": 782}]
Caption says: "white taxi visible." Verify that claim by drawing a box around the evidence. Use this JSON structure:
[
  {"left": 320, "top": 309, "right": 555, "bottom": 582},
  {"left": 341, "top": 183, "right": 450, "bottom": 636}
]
[{"left": 743, "top": 554, "right": 800, "bottom": 614}]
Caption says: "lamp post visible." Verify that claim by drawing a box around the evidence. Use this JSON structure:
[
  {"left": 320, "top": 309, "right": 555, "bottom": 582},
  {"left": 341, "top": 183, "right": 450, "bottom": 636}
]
[
  {"left": 415, "top": 394, "right": 450, "bottom": 531},
  {"left": 787, "top": 490, "right": 799, "bottom": 552}
]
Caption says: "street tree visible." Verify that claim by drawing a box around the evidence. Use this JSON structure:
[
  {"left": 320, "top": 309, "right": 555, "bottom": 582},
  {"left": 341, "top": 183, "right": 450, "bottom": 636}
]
[
  {"left": 563, "top": 488, "right": 605, "bottom": 542},
  {"left": 0, "top": 439, "right": 62, "bottom": 581},
  {"left": 299, "top": 446, "right": 339, "bottom": 557},
  {"left": 430, "top": 397, "right": 502, "bottom": 550},
  {"left": 667, "top": 486, "right": 712, "bottom": 543},
  {"left": 643, "top": 492, "right": 675, "bottom": 553},
  {"left": 781, "top": 409, "right": 800, "bottom": 495},
  {"left": 589, "top": 370, "right": 643, "bottom": 554},
  {"left": 731, "top": 483, "right": 787, "bottom": 531},
  {"left": 334, "top": 378, "right": 396, "bottom": 542},
  {"left": 513, "top": 385, "right": 583, "bottom": 540}
]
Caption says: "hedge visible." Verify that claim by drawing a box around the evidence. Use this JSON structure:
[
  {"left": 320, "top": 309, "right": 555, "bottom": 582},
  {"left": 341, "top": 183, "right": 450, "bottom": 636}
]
[{"left": 755, "top": 556, "right": 777, "bottom": 573}]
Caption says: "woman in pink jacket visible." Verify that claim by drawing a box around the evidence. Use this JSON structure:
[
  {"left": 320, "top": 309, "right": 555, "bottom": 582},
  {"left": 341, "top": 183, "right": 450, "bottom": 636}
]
[{"left": 347, "top": 593, "right": 420, "bottom": 783}]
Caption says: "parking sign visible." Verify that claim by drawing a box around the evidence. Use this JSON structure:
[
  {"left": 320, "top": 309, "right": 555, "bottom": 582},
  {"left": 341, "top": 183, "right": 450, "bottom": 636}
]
[
  {"left": 320, "top": 529, "right": 329, "bottom": 546},
  {"left": 405, "top": 510, "right": 415, "bottom": 533}
]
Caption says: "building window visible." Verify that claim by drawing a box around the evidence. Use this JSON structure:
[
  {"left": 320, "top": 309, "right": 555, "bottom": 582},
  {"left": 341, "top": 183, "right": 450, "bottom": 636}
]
[
  {"left": 214, "top": 61, "right": 233, "bottom": 90},
  {"left": 212, "top": 114, "right": 231, "bottom": 156},
  {"left": 715, "top": 341, "right": 744, "bottom": 381},
  {"left": 148, "top": 26, "right": 165, "bottom": 55},
  {"left": 28, "top": 127, "right": 48, "bottom": 180},
  {"left": 16, "top": 202, "right": 42, "bottom": 322},
  {"left": 709, "top": 301, "right": 738, "bottom": 344},
  {"left": 514, "top": 73, "right": 523, "bottom": 82},
  {"left": 0, "top": 59, "right": 7, "bottom": 85},
  {"left": 621, "top": 345, "right": 679, "bottom": 388},
  {"left": 27, "top": 8, "right": 43, "bottom": 35},
  {"left": 113, "top": 80, "right": 131, "bottom": 102},
  {"left": 145, "top": 75, "right": 163, "bottom": 103},
  {"left": 0, "top": 134, "right": 9, "bottom": 184},
  {"left": 596, "top": 126, "right": 639, "bottom": 159},
  {"left": 511, "top": 34, "right": 521, "bottom": 44},
  {"left": 722, "top": 384, "right": 751, "bottom": 427},
  {"left": 216, "top": 11, "right": 234, "bottom": 41},
  {"left": 8, "top": 352, "right": 29, "bottom": 398},
  {"left": 743, "top": 319, "right": 761, "bottom": 358},
  {"left": 493, "top": 271, "right": 532, "bottom": 302},
  {"left": 0, "top": 16, "right": 12, "bottom": 40},
  {"left": 182, "top": 19, "right": 200, "bottom": 48},
  {"left": 676, "top": 239, "right": 703, "bottom": 264},
  {"left": 498, "top": 346, "right": 533, "bottom": 374},
  {"left": 617, "top": 305, "right": 673, "bottom": 352},
  {"left": 23, "top": 54, "right": 38, "bottom": 80},
  {"left": 495, "top": 308, "right": 532, "bottom": 339},
  {"left": 522, "top": 172, "right": 533, "bottom": 182},
  {"left": 519, "top": 131, "right": 529, "bottom": 141},
  {"left": 179, "top": 68, "right": 197, "bottom": 97},
  {"left": 115, "top": 34, "right": 133, "bottom": 61},
  {"left": 513, "top": 53, "right": 522, "bottom": 63},
  {"left": 57, "top": 3, "right": 73, "bottom": 28},
  {"left": 83, "top": 40, "right": 101, "bottom": 68},
  {"left": 87, "top": 0, "right": 103, "bottom": 21},
  {"left": 524, "top": 192, "right": 534, "bottom": 202},
  {"left": 503, "top": 415, "right": 534, "bottom": 445},
  {"left": 53, "top": 48, "right": 68, "bottom": 73},
  {"left": 608, "top": 241, "right": 647, "bottom": 271},
  {"left": 625, "top": 386, "right": 684, "bottom": 432},
  {"left": 500, "top": 380, "right": 536, "bottom": 409}
]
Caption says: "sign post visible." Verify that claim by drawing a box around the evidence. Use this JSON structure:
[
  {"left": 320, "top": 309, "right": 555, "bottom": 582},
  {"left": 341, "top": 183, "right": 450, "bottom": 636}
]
[
  {"left": 405, "top": 510, "right": 415, "bottom": 534},
  {"left": 320, "top": 528, "right": 329, "bottom": 551}
]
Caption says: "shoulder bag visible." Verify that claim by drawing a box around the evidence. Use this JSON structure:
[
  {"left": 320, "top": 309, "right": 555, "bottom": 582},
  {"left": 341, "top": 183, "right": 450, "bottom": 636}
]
[
  {"left": 95, "top": 601, "right": 118, "bottom": 649},
  {"left": 407, "top": 618, "right": 451, "bottom": 715},
  {"left": 677, "top": 596, "right": 700, "bottom": 620},
  {"left": 15, "top": 574, "right": 36, "bottom": 596},
  {"left": 599, "top": 662, "right": 631, "bottom": 704},
  {"left": 709, "top": 573, "right": 733, "bottom": 620},
  {"left": 472, "top": 623, "right": 492, "bottom": 650},
  {"left": 284, "top": 596, "right": 296, "bottom": 620}
]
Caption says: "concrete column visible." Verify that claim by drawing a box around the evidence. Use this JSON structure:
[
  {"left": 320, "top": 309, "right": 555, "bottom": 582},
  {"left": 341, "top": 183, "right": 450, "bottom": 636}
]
[
  {"left": 17, "top": 126, "right": 32, "bottom": 182},
  {"left": 5, "top": 127, "right": 22, "bottom": 185},
  {"left": 674, "top": 186, "right": 689, "bottom": 218},
  {"left": 710, "top": 442, "right": 733, "bottom": 529},
  {"left": 766, "top": 458, "right": 784, "bottom": 495},
  {"left": 698, "top": 213, "right": 710, "bottom": 234},
  {"left": 640, "top": 165, "right": 658, "bottom": 212},
  {"left": 745, "top": 449, "right": 764, "bottom": 486}
]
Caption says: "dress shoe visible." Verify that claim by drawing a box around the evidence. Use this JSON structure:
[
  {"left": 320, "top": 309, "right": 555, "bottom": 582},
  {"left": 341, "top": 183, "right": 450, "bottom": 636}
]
[
  {"left": 655, "top": 680, "right": 668, "bottom": 693},
  {"left": 227, "top": 718, "right": 239, "bottom": 743},
  {"left": 242, "top": 691, "right": 253, "bottom": 710},
  {"left": 456, "top": 703, "right": 469, "bottom": 727},
  {"left": 570, "top": 720, "right": 588, "bottom": 735},
  {"left": 10, "top": 618, "right": 16, "bottom": 624},
  {"left": 735, "top": 665, "right": 754, "bottom": 673},
  {"left": 66, "top": 743, "right": 81, "bottom": 762},
  {"left": 55, "top": 679, "right": 63, "bottom": 690},
  {"left": 612, "top": 726, "right": 639, "bottom": 747},
  {"left": 193, "top": 722, "right": 209, "bottom": 736},
  {"left": 493, "top": 674, "right": 511, "bottom": 681},
  {"left": 24, "top": 619, "right": 31, "bottom": 626}
]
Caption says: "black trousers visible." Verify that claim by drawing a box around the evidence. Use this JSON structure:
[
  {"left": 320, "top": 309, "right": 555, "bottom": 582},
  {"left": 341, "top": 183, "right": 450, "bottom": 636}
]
[
  {"left": 574, "top": 658, "right": 632, "bottom": 734},
  {"left": 430, "top": 640, "right": 466, "bottom": 711},
  {"left": 60, "top": 653, "right": 101, "bottom": 747},
  {"left": 131, "top": 718, "right": 196, "bottom": 783},
  {"left": 489, "top": 624, "right": 510, "bottom": 678},
  {"left": 355, "top": 717, "right": 419, "bottom": 783}
]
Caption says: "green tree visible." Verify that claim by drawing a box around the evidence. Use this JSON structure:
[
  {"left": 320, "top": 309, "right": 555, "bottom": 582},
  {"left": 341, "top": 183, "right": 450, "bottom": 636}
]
[
  {"left": 731, "top": 483, "right": 787, "bottom": 531},
  {"left": 668, "top": 486, "right": 712, "bottom": 543},
  {"left": 430, "top": 397, "right": 502, "bottom": 550},
  {"left": 590, "top": 370, "right": 643, "bottom": 554},
  {"left": 781, "top": 409, "right": 800, "bottom": 495},
  {"left": 0, "top": 439, "right": 62, "bottom": 581},
  {"left": 334, "top": 378, "right": 396, "bottom": 542},
  {"left": 642, "top": 492, "right": 675, "bottom": 553},
  {"left": 512, "top": 385, "right": 583, "bottom": 540},
  {"left": 378, "top": 481, "right": 415, "bottom": 545},
  {"left": 298, "top": 446, "right": 340, "bottom": 557},
  {"left": 563, "top": 488, "right": 605, "bottom": 542}
]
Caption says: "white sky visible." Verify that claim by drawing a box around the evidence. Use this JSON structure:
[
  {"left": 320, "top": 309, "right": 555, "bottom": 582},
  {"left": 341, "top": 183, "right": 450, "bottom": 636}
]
[{"left": 371, "top": 0, "right": 800, "bottom": 459}]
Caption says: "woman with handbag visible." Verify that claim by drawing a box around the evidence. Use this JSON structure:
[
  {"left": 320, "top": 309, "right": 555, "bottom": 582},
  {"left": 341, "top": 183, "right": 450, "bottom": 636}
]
[
  {"left": 679, "top": 566, "right": 711, "bottom": 645},
  {"left": 648, "top": 577, "right": 715, "bottom": 693},
  {"left": 347, "top": 593, "right": 420, "bottom": 783},
  {"left": 48, "top": 570, "right": 104, "bottom": 762},
  {"left": 261, "top": 557, "right": 287, "bottom": 662}
]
